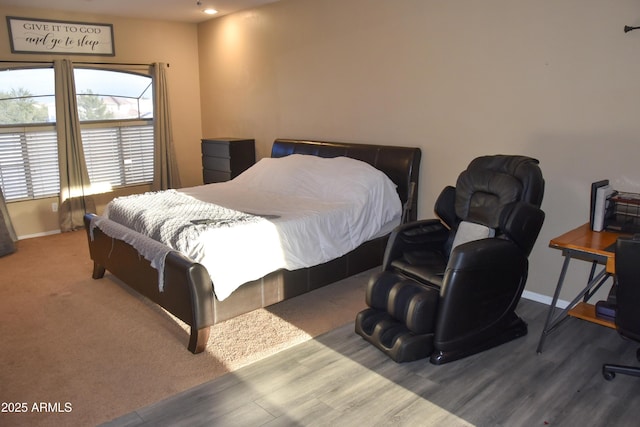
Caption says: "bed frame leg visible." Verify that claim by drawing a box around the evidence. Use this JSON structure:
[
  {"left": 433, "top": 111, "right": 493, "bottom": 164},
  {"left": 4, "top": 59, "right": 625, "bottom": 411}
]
[
  {"left": 92, "top": 262, "right": 106, "bottom": 279},
  {"left": 189, "top": 326, "right": 210, "bottom": 354}
]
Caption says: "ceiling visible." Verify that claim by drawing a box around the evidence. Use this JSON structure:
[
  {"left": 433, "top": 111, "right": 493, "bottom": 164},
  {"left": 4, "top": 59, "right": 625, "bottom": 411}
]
[{"left": 0, "top": 0, "right": 280, "bottom": 23}]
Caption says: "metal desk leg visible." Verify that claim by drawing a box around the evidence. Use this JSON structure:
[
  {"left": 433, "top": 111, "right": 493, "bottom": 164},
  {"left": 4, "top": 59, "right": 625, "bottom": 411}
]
[
  {"left": 537, "top": 257, "right": 609, "bottom": 353},
  {"left": 537, "top": 254, "right": 571, "bottom": 353}
]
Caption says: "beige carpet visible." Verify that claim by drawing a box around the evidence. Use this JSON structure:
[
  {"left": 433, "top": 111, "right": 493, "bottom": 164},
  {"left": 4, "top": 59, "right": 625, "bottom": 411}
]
[{"left": 0, "top": 231, "right": 370, "bottom": 427}]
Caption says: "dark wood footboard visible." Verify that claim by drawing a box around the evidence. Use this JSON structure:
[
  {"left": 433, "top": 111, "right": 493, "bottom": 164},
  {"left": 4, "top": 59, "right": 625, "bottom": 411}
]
[
  {"left": 84, "top": 213, "right": 389, "bottom": 353},
  {"left": 84, "top": 213, "right": 215, "bottom": 353}
]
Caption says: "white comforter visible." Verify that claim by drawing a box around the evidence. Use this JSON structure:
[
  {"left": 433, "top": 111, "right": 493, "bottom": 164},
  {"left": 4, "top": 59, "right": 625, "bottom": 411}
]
[{"left": 97, "top": 154, "right": 402, "bottom": 300}]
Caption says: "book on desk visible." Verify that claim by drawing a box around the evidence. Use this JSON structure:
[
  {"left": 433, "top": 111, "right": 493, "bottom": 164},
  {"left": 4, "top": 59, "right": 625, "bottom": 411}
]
[{"left": 590, "top": 180, "right": 640, "bottom": 234}]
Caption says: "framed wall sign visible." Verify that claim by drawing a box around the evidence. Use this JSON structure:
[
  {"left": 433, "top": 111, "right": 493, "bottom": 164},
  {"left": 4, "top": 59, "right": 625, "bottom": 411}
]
[{"left": 6, "top": 16, "right": 115, "bottom": 56}]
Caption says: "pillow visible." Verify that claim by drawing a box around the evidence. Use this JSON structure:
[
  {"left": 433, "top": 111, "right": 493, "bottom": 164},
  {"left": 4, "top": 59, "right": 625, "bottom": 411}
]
[{"left": 450, "top": 221, "right": 495, "bottom": 255}]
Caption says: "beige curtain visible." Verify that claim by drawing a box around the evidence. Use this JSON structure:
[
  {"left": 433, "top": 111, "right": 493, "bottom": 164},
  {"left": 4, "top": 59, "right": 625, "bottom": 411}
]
[
  {"left": 54, "top": 59, "right": 96, "bottom": 232},
  {"left": 150, "top": 62, "right": 181, "bottom": 190},
  {"left": 0, "top": 186, "right": 17, "bottom": 256}
]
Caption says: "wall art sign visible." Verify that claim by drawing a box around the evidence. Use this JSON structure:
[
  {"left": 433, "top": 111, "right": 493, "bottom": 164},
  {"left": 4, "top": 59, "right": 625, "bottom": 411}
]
[{"left": 6, "top": 16, "right": 115, "bottom": 56}]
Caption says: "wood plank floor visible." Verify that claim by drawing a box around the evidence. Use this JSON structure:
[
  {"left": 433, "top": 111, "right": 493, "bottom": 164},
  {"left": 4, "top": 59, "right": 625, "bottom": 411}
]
[{"left": 102, "top": 299, "right": 640, "bottom": 426}]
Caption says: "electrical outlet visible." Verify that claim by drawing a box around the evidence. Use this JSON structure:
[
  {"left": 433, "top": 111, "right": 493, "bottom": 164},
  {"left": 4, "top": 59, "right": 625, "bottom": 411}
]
[{"left": 51, "top": 202, "right": 58, "bottom": 212}]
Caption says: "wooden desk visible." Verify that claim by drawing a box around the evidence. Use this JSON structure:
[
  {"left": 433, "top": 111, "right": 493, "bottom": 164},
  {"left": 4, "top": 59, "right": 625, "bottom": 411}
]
[{"left": 536, "top": 223, "right": 624, "bottom": 353}]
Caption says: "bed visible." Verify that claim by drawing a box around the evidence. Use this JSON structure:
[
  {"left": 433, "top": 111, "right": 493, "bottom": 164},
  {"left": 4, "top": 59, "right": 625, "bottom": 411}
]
[{"left": 83, "top": 138, "right": 421, "bottom": 353}]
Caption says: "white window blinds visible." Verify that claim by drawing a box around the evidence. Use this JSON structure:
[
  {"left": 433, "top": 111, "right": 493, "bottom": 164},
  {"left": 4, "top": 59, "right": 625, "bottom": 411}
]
[
  {"left": 0, "top": 128, "right": 59, "bottom": 201},
  {"left": 82, "top": 123, "right": 154, "bottom": 188}
]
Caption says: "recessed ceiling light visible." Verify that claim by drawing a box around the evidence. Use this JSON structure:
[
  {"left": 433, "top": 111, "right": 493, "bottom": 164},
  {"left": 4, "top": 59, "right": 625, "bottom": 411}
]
[{"left": 196, "top": 1, "right": 218, "bottom": 15}]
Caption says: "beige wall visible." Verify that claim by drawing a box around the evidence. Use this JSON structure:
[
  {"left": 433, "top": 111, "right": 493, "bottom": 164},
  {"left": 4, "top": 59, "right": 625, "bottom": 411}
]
[
  {"left": 0, "top": 6, "right": 203, "bottom": 237},
  {"left": 198, "top": 0, "right": 640, "bottom": 302},
  {"left": 3, "top": 0, "right": 640, "bottom": 301}
]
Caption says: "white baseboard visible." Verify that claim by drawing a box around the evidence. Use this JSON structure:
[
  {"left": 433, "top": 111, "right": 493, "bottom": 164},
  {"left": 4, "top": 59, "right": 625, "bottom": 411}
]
[
  {"left": 18, "top": 229, "right": 61, "bottom": 240},
  {"left": 522, "top": 290, "right": 568, "bottom": 309}
]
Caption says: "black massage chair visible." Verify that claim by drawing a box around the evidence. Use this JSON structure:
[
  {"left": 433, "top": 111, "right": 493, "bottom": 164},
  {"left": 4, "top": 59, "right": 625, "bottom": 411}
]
[{"left": 355, "top": 154, "right": 545, "bottom": 364}]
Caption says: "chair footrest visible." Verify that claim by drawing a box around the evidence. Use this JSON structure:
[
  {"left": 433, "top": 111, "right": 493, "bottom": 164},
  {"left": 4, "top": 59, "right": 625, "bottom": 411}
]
[
  {"left": 355, "top": 308, "right": 434, "bottom": 363},
  {"left": 366, "top": 271, "right": 439, "bottom": 335}
]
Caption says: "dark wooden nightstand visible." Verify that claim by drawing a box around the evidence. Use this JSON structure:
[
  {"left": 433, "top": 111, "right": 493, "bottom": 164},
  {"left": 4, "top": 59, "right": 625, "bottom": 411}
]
[{"left": 201, "top": 138, "right": 256, "bottom": 184}]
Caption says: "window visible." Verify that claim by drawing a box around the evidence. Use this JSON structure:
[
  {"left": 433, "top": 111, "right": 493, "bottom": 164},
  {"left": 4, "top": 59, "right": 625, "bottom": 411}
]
[
  {"left": 0, "top": 68, "right": 57, "bottom": 201},
  {"left": 0, "top": 68, "right": 55, "bottom": 125},
  {"left": 74, "top": 68, "right": 154, "bottom": 189},
  {"left": 0, "top": 67, "right": 154, "bottom": 202}
]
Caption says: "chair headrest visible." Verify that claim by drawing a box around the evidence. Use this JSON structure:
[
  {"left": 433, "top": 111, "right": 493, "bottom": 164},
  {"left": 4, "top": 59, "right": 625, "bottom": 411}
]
[{"left": 454, "top": 155, "right": 544, "bottom": 229}]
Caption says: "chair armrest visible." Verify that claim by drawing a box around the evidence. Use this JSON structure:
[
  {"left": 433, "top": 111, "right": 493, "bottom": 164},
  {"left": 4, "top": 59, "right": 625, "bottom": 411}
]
[
  {"left": 382, "top": 219, "right": 449, "bottom": 270},
  {"left": 447, "top": 238, "right": 525, "bottom": 273},
  {"left": 436, "top": 238, "right": 528, "bottom": 349}
]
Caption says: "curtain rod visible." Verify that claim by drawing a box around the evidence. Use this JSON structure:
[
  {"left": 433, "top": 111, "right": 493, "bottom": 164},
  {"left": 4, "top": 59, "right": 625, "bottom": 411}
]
[{"left": 0, "top": 60, "right": 168, "bottom": 67}]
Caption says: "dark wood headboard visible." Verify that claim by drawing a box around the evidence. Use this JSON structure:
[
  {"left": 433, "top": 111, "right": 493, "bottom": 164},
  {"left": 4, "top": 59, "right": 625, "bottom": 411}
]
[{"left": 271, "top": 139, "right": 422, "bottom": 222}]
